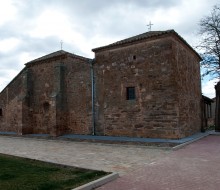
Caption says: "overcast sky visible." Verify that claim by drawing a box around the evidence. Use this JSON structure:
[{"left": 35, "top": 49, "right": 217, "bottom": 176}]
[{"left": 0, "top": 0, "right": 219, "bottom": 98}]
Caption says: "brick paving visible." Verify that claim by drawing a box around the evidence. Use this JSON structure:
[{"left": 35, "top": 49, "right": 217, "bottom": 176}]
[
  {"left": 97, "top": 135, "right": 220, "bottom": 190},
  {"left": 0, "top": 136, "right": 169, "bottom": 176},
  {"left": 1, "top": 135, "right": 219, "bottom": 189}
]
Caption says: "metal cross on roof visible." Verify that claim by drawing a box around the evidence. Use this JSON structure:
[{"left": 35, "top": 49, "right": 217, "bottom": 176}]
[{"left": 147, "top": 21, "right": 153, "bottom": 31}]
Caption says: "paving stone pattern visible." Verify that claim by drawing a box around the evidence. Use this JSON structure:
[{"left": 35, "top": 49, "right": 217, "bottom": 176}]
[
  {"left": 0, "top": 136, "right": 169, "bottom": 176},
  {"left": 98, "top": 135, "right": 220, "bottom": 190},
  {"left": 1, "top": 135, "right": 219, "bottom": 189}
]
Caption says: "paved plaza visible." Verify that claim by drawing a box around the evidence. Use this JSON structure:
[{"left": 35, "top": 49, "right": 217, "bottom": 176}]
[
  {"left": 0, "top": 134, "right": 220, "bottom": 189},
  {"left": 0, "top": 135, "right": 169, "bottom": 176},
  {"left": 98, "top": 135, "right": 220, "bottom": 190}
]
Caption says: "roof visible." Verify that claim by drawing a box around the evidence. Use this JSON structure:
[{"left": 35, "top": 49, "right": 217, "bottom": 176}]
[
  {"left": 26, "top": 50, "right": 91, "bottom": 65},
  {"left": 202, "top": 95, "right": 214, "bottom": 103},
  {"left": 0, "top": 50, "right": 91, "bottom": 94},
  {"left": 92, "top": 30, "right": 201, "bottom": 60}
]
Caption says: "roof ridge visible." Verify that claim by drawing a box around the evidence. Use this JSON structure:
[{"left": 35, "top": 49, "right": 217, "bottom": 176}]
[
  {"left": 25, "top": 50, "right": 91, "bottom": 65},
  {"left": 25, "top": 50, "right": 69, "bottom": 65},
  {"left": 91, "top": 29, "right": 201, "bottom": 60},
  {"left": 92, "top": 30, "right": 175, "bottom": 52}
]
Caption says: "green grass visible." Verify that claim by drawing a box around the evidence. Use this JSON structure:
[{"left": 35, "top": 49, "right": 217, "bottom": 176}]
[{"left": 0, "top": 154, "right": 108, "bottom": 190}]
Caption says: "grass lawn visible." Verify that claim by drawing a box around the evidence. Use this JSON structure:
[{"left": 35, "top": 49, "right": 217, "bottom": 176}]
[{"left": 0, "top": 153, "right": 108, "bottom": 190}]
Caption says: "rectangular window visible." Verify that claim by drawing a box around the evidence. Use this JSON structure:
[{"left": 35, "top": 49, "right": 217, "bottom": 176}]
[
  {"left": 0, "top": 108, "right": 2, "bottom": 116},
  {"left": 126, "top": 87, "right": 135, "bottom": 100}
]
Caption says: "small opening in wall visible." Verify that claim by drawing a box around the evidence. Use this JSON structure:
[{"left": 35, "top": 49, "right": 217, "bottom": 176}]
[
  {"left": 0, "top": 108, "right": 2, "bottom": 116},
  {"left": 126, "top": 87, "right": 136, "bottom": 100},
  {"left": 43, "top": 102, "right": 50, "bottom": 112},
  {"left": 133, "top": 55, "right": 136, "bottom": 60}
]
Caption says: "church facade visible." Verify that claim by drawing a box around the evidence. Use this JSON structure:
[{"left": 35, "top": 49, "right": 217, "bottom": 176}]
[{"left": 0, "top": 30, "right": 203, "bottom": 139}]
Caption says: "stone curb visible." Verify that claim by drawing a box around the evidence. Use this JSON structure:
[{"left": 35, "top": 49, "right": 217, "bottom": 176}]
[
  {"left": 172, "top": 133, "right": 209, "bottom": 151},
  {"left": 208, "top": 131, "right": 220, "bottom": 136},
  {"left": 72, "top": 172, "right": 119, "bottom": 190}
]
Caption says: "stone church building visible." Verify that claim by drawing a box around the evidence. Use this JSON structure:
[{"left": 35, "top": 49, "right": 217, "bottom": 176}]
[{"left": 0, "top": 30, "right": 203, "bottom": 139}]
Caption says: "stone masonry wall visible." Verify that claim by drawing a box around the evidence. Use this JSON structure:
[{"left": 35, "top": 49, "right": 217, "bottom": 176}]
[
  {"left": 28, "top": 60, "right": 57, "bottom": 134},
  {"left": 94, "top": 36, "right": 181, "bottom": 139},
  {"left": 0, "top": 34, "right": 201, "bottom": 139},
  {"left": 0, "top": 71, "right": 25, "bottom": 133},
  {"left": 172, "top": 36, "right": 202, "bottom": 137},
  {"left": 26, "top": 54, "right": 92, "bottom": 136},
  {"left": 0, "top": 53, "right": 92, "bottom": 136},
  {"left": 64, "top": 56, "right": 92, "bottom": 135},
  {"left": 0, "top": 90, "right": 7, "bottom": 130}
]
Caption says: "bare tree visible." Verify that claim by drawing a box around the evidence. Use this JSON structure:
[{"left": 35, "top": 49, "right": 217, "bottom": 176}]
[{"left": 198, "top": 5, "right": 220, "bottom": 79}]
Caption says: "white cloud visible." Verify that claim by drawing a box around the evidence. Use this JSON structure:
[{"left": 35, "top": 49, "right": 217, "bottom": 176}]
[
  {"left": 202, "top": 79, "right": 218, "bottom": 98},
  {"left": 29, "top": 9, "right": 71, "bottom": 39},
  {"left": 0, "top": 0, "right": 17, "bottom": 26},
  {"left": 0, "top": 0, "right": 220, "bottom": 93},
  {"left": 19, "top": 52, "right": 38, "bottom": 64},
  {"left": 0, "top": 68, "right": 21, "bottom": 91},
  {"left": 0, "top": 38, "right": 21, "bottom": 53}
]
